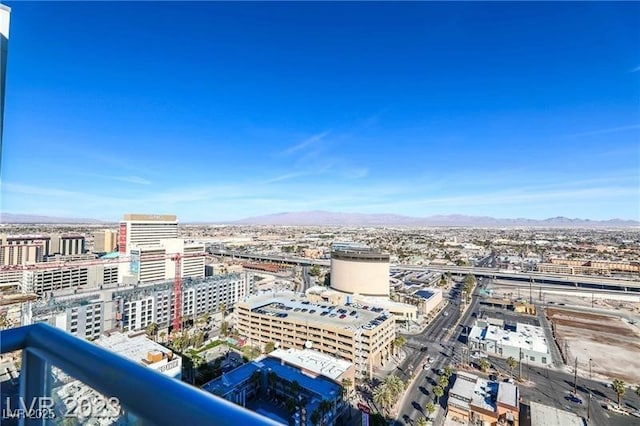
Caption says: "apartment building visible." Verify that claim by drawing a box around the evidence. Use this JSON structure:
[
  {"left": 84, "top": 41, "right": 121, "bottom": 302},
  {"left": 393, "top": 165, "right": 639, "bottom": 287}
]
[
  {"left": 235, "top": 291, "right": 396, "bottom": 379},
  {"left": 27, "top": 273, "right": 254, "bottom": 336},
  {"left": 0, "top": 243, "right": 43, "bottom": 266}
]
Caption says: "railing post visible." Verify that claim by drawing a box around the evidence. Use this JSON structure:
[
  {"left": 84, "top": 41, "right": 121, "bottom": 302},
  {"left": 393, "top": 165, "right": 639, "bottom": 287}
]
[{"left": 20, "top": 349, "right": 51, "bottom": 426}]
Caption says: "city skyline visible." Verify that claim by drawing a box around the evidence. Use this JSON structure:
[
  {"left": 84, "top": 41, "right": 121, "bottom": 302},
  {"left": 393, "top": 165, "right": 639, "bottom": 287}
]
[{"left": 1, "top": 2, "right": 639, "bottom": 222}]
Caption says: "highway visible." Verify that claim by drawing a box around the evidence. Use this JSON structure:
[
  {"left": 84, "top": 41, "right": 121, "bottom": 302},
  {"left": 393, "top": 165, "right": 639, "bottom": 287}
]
[{"left": 208, "top": 249, "right": 640, "bottom": 292}]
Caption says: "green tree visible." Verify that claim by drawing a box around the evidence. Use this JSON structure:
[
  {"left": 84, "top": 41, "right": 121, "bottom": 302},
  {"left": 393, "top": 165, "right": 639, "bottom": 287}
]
[
  {"left": 612, "top": 378, "right": 626, "bottom": 408},
  {"left": 309, "top": 265, "right": 322, "bottom": 277},
  {"left": 310, "top": 410, "right": 321, "bottom": 425},
  {"left": 438, "top": 375, "right": 449, "bottom": 389},
  {"left": 438, "top": 274, "right": 447, "bottom": 287},
  {"left": 424, "top": 401, "right": 436, "bottom": 418},
  {"left": 443, "top": 365, "right": 454, "bottom": 379},
  {"left": 479, "top": 358, "right": 490, "bottom": 372},
  {"left": 159, "top": 331, "right": 166, "bottom": 343},
  {"left": 145, "top": 322, "right": 158, "bottom": 341},
  {"left": 416, "top": 417, "right": 428, "bottom": 426},
  {"left": 373, "top": 384, "right": 393, "bottom": 416},
  {"left": 220, "top": 321, "right": 229, "bottom": 336},
  {"left": 507, "top": 356, "right": 517, "bottom": 378},
  {"left": 433, "top": 385, "right": 444, "bottom": 401},
  {"left": 264, "top": 341, "right": 276, "bottom": 353},
  {"left": 393, "top": 335, "right": 406, "bottom": 353}
]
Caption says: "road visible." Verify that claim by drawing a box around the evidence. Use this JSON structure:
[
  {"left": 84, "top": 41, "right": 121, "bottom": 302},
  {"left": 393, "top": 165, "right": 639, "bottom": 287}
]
[
  {"left": 488, "top": 356, "right": 640, "bottom": 426},
  {"left": 394, "top": 278, "right": 483, "bottom": 425}
]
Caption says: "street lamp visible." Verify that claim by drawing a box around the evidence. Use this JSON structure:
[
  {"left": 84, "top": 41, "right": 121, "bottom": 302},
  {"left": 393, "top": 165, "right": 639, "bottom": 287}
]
[{"left": 589, "top": 358, "right": 592, "bottom": 380}]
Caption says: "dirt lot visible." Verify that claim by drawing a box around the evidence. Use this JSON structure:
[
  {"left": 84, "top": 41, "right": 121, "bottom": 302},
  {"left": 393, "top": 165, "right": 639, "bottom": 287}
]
[{"left": 546, "top": 307, "right": 640, "bottom": 384}]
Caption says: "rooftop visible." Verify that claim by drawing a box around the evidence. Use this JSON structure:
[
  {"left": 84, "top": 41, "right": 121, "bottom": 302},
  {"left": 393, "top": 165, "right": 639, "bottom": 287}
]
[
  {"left": 528, "top": 401, "right": 583, "bottom": 426},
  {"left": 269, "top": 348, "right": 352, "bottom": 381},
  {"left": 497, "top": 381, "right": 518, "bottom": 408},
  {"left": 240, "top": 291, "right": 392, "bottom": 332},
  {"left": 469, "top": 322, "right": 550, "bottom": 354},
  {"left": 94, "top": 332, "right": 177, "bottom": 367}
]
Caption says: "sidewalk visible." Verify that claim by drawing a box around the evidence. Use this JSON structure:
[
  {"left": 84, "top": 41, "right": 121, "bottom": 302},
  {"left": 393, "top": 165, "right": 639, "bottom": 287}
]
[{"left": 402, "top": 300, "right": 450, "bottom": 336}]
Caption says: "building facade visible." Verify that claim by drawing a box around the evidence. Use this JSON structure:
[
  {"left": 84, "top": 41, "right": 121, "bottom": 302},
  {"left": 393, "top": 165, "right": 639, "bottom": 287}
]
[
  {"left": 235, "top": 291, "right": 396, "bottom": 379},
  {"left": 94, "top": 229, "right": 118, "bottom": 253},
  {"left": 26, "top": 274, "right": 254, "bottom": 336},
  {"left": 448, "top": 371, "right": 519, "bottom": 426},
  {"left": 330, "top": 246, "right": 390, "bottom": 297},
  {"left": 119, "top": 214, "right": 179, "bottom": 255}
]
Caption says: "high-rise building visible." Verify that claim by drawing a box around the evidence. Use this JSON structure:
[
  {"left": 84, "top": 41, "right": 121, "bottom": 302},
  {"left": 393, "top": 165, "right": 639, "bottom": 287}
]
[
  {"left": 0, "top": 3, "right": 10, "bottom": 149},
  {"left": 58, "top": 234, "right": 85, "bottom": 256},
  {"left": 0, "top": 243, "right": 43, "bottom": 266},
  {"left": 119, "top": 214, "right": 178, "bottom": 255},
  {"left": 94, "top": 229, "right": 118, "bottom": 253}
]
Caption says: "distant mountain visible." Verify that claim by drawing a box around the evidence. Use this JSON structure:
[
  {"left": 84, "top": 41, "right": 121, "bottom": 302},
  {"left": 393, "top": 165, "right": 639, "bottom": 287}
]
[
  {"left": 232, "top": 210, "right": 639, "bottom": 227},
  {"left": 0, "top": 213, "right": 104, "bottom": 224}
]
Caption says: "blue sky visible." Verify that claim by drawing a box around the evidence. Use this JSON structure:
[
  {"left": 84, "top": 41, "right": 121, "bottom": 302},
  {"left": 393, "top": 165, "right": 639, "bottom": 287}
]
[{"left": 1, "top": 2, "right": 639, "bottom": 222}]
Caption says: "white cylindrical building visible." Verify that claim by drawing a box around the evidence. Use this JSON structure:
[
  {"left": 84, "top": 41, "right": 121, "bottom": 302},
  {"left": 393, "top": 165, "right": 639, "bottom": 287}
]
[{"left": 330, "top": 247, "right": 390, "bottom": 297}]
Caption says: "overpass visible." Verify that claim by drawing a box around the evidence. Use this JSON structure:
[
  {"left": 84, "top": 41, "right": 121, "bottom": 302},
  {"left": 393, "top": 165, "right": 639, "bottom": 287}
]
[{"left": 208, "top": 249, "right": 640, "bottom": 293}]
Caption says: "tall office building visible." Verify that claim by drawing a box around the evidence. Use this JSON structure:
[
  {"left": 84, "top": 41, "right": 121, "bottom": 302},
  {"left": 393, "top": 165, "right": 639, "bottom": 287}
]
[
  {"left": 0, "top": 3, "right": 9, "bottom": 150},
  {"left": 119, "top": 214, "right": 178, "bottom": 255}
]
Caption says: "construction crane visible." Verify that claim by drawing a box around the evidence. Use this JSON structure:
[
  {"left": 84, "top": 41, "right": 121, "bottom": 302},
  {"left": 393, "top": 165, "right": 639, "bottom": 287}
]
[{"left": 1, "top": 251, "right": 208, "bottom": 333}]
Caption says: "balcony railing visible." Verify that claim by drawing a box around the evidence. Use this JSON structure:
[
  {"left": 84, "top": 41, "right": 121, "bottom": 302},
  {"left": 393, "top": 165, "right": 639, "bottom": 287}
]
[{"left": 0, "top": 323, "right": 281, "bottom": 426}]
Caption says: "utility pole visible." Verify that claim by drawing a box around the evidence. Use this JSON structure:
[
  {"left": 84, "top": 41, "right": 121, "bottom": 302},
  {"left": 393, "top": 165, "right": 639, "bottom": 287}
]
[
  {"left": 591, "top": 292, "right": 594, "bottom": 309},
  {"left": 529, "top": 277, "right": 533, "bottom": 303},
  {"left": 589, "top": 358, "right": 592, "bottom": 380},
  {"left": 573, "top": 357, "right": 578, "bottom": 394},
  {"left": 519, "top": 347, "right": 523, "bottom": 381}
]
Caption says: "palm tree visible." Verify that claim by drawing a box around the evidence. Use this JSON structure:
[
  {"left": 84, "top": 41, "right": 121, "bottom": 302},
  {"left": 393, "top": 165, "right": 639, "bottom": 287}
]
[
  {"left": 479, "top": 358, "right": 490, "bottom": 372},
  {"left": 438, "top": 375, "right": 449, "bottom": 389},
  {"left": 310, "top": 410, "right": 321, "bottom": 425},
  {"left": 416, "top": 417, "right": 428, "bottom": 426},
  {"left": 264, "top": 341, "right": 275, "bottom": 353},
  {"left": 433, "top": 385, "right": 444, "bottom": 402},
  {"left": 507, "top": 356, "right": 517, "bottom": 378},
  {"left": 612, "top": 378, "right": 626, "bottom": 408},
  {"left": 384, "top": 375, "right": 405, "bottom": 400},
  {"left": 318, "top": 399, "right": 333, "bottom": 426},
  {"left": 424, "top": 401, "right": 436, "bottom": 418},
  {"left": 145, "top": 322, "right": 158, "bottom": 341},
  {"left": 373, "top": 384, "right": 393, "bottom": 416},
  {"left": 159, "top": 331, "right": 166, "bottom": 343},
  {"left": 443, "top": 365, "right": 454, "bottom": 379},
  {"left": 393, "top": 336, "right": 406, "bottom": 355}
]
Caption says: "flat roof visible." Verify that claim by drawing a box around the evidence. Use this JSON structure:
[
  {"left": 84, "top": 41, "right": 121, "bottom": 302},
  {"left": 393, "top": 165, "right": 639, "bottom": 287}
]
[
  {"left": 528, "top": 401, "right": 583, "bottom": 426},
  {"left": 470, "top": 323, "right": 549, "bottom": 354},
  {"left": 270, "top": 348, "right": 352, "bottom": 381},
  {"left": 94, "top": 333, "right": 177, "bottom": 366},
  {"left": 497, "top": 382, "right": 518, "bottom": 408},
  {"left": 414, "top": 289, "right": 441, "bottom": 300},
  {"left": 203, "top": 356, "right": 341, "bottom": 399},
  {"left": 450, "top": 372, "right": 498, "bottom": 414},
  {"left": 240, "top": 291, "right": 392, "bottom": 332}
]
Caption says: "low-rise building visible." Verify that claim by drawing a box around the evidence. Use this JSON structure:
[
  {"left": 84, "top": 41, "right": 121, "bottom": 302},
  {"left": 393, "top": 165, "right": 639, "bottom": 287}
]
[
  {"left": 520, "top": 401, "right": 583, "bottom": 426},
  {"left": 448, "top": 371, "right": 519, "bottom": 426},
  {"left": 468, "top": 321, "right": 552, "bottom": 366},
  {"left": 202, "top": 351, "right": 348, "bottom": 426}
]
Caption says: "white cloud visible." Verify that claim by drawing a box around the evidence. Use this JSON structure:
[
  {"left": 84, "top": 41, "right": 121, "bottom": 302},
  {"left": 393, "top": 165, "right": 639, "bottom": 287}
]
[{"left": 282, "top": 131, "right": 330, "bottom": 155}]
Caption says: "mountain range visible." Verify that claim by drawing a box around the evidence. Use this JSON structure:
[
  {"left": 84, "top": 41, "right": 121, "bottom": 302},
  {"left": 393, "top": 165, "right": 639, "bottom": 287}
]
[
  {"left": 1, "top": 211, "right": 637, "bottom": 227},
  {"left": 0, "top": 213, "right": 105, "bottom": 224},
  {"left": 231, "top": 210, "right": 639, "bottom": 227}
]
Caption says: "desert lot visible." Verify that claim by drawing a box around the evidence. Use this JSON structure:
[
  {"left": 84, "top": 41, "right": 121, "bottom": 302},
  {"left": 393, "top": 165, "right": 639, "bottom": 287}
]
[{"left": 547, "top": 307, "right": 640, "bottom": 384}]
